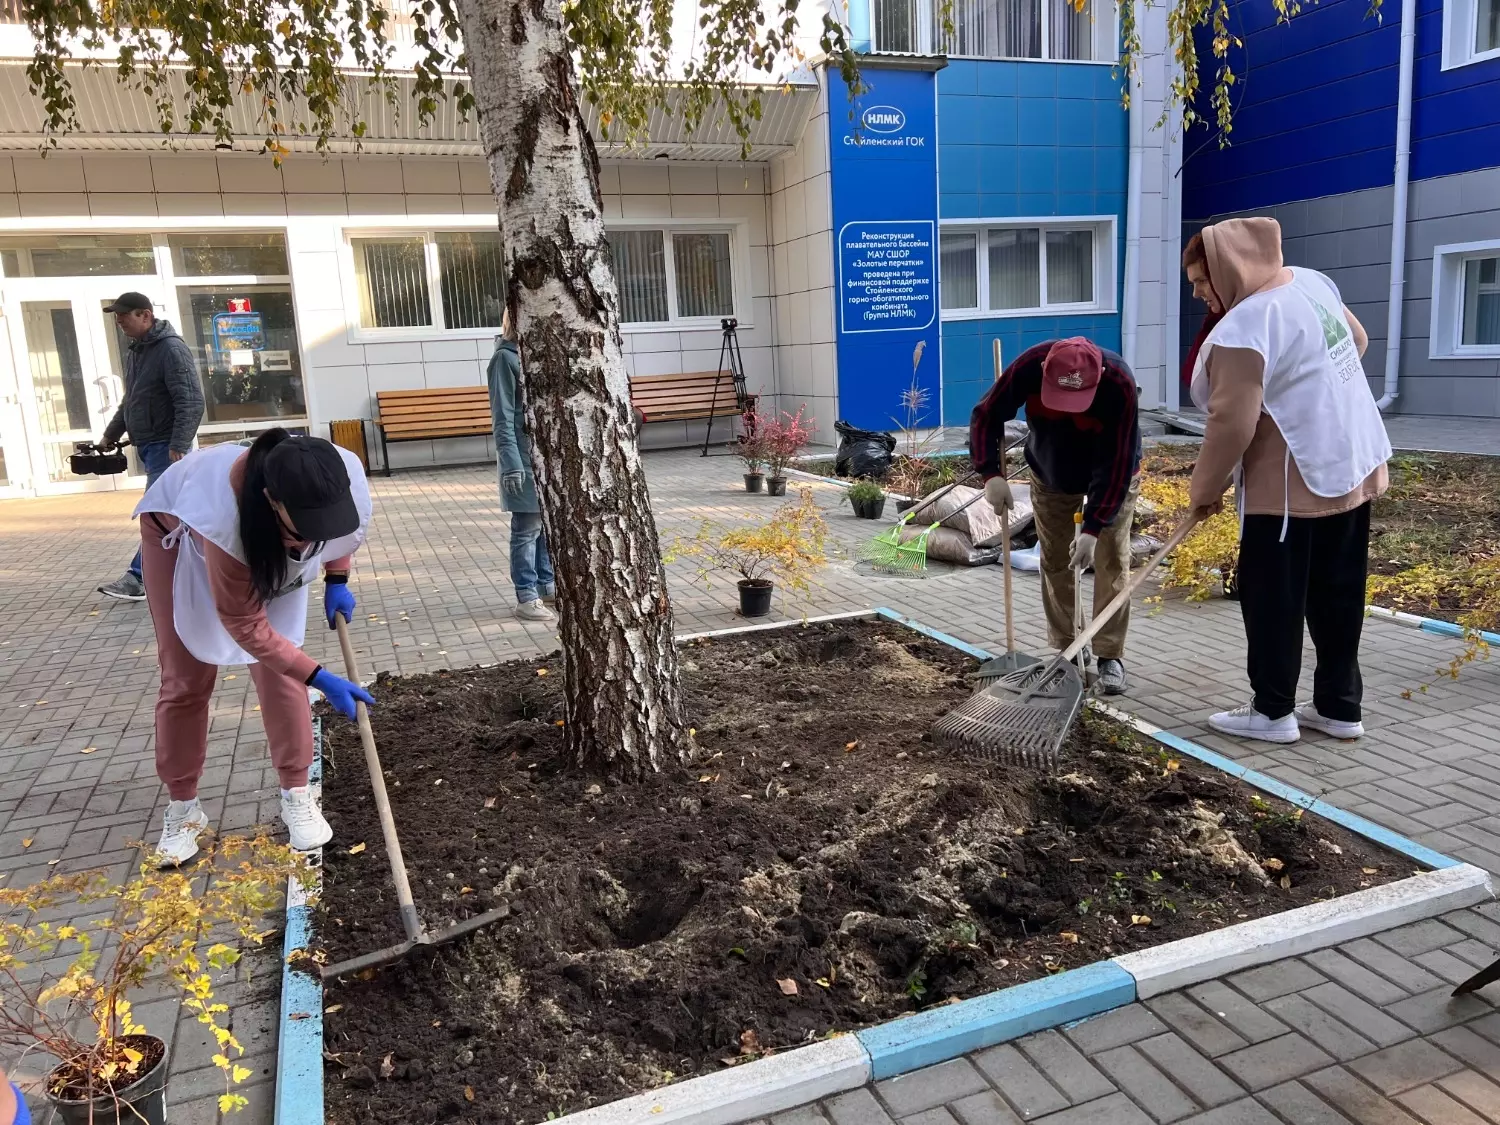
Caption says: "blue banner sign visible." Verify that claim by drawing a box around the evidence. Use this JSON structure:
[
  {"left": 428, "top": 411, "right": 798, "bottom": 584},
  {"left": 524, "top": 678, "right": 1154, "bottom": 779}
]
[
  {"left": 212, "top": 312, "right": 264, "bottom": 352},
  {"left": 828, "top": 66, "right": 942, "bottom": 432}
]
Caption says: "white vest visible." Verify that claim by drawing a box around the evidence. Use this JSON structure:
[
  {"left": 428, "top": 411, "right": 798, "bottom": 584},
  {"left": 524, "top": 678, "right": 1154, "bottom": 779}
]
[
  {"left": 1190, "top": 267, "right": 1391, "bottom": 506},
  {"left": 135, "top": 442, "right": 372, "bottom": 666}
]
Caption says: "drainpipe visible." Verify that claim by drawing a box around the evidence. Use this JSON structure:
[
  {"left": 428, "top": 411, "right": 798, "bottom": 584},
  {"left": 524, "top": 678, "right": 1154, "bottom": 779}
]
[
  {"left": 1121, "top": 3, "right": 1145, "bottom": 382},
  {"left": 1378, "top": 0, "right": 1418, "bottom": 411}
]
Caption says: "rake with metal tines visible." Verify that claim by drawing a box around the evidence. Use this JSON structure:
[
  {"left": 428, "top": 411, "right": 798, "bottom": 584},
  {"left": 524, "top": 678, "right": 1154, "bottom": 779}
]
[{"left": 936, "top": 517, "right": 1199, "bottom": 768}]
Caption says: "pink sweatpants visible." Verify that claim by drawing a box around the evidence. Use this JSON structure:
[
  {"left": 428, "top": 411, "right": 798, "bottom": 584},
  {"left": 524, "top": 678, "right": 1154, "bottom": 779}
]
[{"left": 140, "top": 517, "right": 313, "bottom": 800}]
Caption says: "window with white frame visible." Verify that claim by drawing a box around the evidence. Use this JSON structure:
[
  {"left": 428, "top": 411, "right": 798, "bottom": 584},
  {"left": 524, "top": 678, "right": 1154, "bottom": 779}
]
[
  {"left": 1429, "top": 241, "right": 1500, "bottom": 357},
  {"left": 350, "top": 230, "right": 504, "bottom": 331},
  {"left": 605, "top": 227, "right": 736, "bottom": 326},
  {"left": 939, "top": 221, "right": 1112, "bottom": 317},
  {"left": 1443, "top": 0, "right": 1500, "bottom": 67},
  {"left": 872, "top": 0, "right": 1116, "bottom": 61}
]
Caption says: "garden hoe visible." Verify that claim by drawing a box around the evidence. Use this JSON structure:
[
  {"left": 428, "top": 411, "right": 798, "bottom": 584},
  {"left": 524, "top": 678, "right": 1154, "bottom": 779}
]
[
  {"left": 1453, "top": 954, "right": 1500, "bottom": 997},
  {"left": 934, "top": 516, "right": 1200, "bottom": 769},
  {"left": 320, "top": 617, "right": 513, "bottom": 980}
]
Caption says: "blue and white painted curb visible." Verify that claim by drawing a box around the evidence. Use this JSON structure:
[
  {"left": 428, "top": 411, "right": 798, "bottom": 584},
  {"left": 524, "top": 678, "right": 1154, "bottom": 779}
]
[
  {"left": 276, "top": 725, "right": 325, "bottom": 1125},
  {"left": 278, "top": 609, "right": 1495, "bottom": 1125},
  {"left": 1366, "top": 603, "right": 1500, "bottom": 647}
]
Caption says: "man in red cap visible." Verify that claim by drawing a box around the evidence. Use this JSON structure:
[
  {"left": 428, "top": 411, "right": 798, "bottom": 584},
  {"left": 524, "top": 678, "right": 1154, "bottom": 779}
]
[{"left": 970, "top": 336, "right": 1142, "bottom": 694}]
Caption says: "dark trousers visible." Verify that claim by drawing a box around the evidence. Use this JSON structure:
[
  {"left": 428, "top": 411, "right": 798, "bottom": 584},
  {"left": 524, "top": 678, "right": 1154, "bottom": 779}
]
[{"left": 1237, "top": 502, "right": 1371, "bottom": 723}]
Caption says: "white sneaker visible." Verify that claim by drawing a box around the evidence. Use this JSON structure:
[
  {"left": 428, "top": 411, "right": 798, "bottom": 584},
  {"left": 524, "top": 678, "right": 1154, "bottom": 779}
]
[
  {"left": 515, "top": 600, "right": 555, "bottom": 623},
  {"left": 1208, "top": 703, "right": 1301, "bottom": 744},
  {"left": 154, "top": 799, "right": 210, "bottom": 867},
  {"left": 1294, "top": 703, "right": 1364, "bottom": 740},
  {"left": 281, "top": 787, "right": 333, "bottom": 852}
]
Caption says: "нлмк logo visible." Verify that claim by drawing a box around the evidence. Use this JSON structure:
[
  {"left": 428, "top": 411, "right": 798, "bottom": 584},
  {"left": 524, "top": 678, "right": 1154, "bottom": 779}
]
[{"left": 861, "top": 105, "right": 906, "bottom": 134}]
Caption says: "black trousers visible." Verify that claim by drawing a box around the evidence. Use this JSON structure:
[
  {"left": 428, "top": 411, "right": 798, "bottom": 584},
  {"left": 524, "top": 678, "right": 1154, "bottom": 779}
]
[{"left": 1237, "top": 502, "right": 1371, "bottom": 723}]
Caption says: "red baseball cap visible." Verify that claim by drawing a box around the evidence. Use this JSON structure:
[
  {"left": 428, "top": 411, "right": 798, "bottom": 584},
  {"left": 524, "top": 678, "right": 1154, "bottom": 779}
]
[{"left": 1040, "top": 337, "right": 1103, "bottom": 413}]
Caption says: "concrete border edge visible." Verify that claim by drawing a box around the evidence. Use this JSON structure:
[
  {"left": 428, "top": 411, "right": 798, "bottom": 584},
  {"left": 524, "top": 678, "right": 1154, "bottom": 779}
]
[
  {"left": 1366, "top": 602, "right": 1500, "bottom": 646},
  {"left": 1113, "top": 863, "right": 1495, "bottom": 999},
  {"left": 549, "top": 1035, "right": 872, "bottom": 1125},
  {"left": 274, "top": 723, "right": 325, "bottom": 1125}
]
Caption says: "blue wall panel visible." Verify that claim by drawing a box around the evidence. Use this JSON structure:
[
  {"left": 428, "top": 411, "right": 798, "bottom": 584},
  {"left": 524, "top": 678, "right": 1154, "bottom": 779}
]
[
  {"left": 940, "top": 315, "right": 1123, "bottom": 426},
  {"left": 1181, "top": 0, "right": 1500, "bottom": 219},
  {"left": 936, "top": 60, "right": 1128, "bottom": 424}
]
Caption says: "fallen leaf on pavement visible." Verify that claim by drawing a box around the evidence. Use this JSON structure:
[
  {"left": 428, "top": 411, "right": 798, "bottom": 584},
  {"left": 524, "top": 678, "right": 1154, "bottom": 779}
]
[
  {"left": 81, "top": 747, "right": 97, "bottom": 754},
  {"left": 20, "top": 839, "right": 32, "bottom": 849}
]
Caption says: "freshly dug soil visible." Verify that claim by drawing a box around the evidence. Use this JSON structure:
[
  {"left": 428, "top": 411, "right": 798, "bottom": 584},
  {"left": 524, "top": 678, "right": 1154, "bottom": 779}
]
[
  {"left": 1142, "top": 444, "right": 1500, "bottom": 616},
  {"left": 318, "top": 620, "right": 1406, "bottom": 1124}
]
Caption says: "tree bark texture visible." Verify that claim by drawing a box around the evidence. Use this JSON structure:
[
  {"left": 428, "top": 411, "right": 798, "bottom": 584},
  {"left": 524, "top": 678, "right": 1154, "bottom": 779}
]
[{"left": 454, "top": 0, "right": 689, "bottom": 778}]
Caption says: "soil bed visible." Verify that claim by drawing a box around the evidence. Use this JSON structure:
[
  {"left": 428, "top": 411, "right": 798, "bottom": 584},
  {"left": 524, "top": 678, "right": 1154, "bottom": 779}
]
[
  {"left": 319, "top": 619, "right": 1406, "bottom": 1124},
  {"left": 1142, "top": 444, "right": 1500, "bottom": 618}
]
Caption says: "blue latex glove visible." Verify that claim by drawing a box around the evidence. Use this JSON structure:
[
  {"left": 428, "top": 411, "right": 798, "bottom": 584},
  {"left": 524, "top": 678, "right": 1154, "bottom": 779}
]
[
  {"left": 325, "top": 582, "right": 356, "bottom": 630},
  {"left": 311, "top": 668, "right": 375, "bottom": 721}
]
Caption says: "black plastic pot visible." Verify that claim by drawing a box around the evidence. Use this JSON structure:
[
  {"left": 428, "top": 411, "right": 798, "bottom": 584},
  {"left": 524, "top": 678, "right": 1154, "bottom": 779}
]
[
  {"left": 737, "top": 579, "right": 774, "bottom": 618},
  {"left": 743, "top": 473, "right": 764, "bottom": 493},
  {"left": 895, "top": 498, "right": 919, "bottom": 514},
  {"left": 766, "top": 476, "right": 787, "bottom": 497},
  {"left": 48, "top": 1035, "right": 168, "bottom": 1125},
  {"left": 850, "top": 494, "right": 887, "bottom": 520}
]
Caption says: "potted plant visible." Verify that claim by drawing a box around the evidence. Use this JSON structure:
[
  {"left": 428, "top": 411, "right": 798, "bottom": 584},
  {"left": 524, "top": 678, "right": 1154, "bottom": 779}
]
[
  {"left": 0, "top": 835, "right": 308, "bottom": 1124},
  {"left": 760, "top": 405, "right": 813, "bottom": 497},
  {"left": 734, "top": 407, "right": 767, "bottom": 493},
  {"left": 844, "top": 478, "right": 887, "bottom": 520},
  {"left": 670, "top": 487, "right": 828, "bottom": 617}
]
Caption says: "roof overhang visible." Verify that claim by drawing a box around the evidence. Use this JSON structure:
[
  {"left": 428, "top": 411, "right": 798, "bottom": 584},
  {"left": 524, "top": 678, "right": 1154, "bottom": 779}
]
[{"left": 0, "top": 60, "right": 821, "bottom": 161}]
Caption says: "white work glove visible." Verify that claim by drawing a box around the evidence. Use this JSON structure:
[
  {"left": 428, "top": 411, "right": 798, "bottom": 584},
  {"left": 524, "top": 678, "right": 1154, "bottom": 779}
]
[
  {"left": 502, "top": 470, "right": 526, "bottom": 497},
  {"left": 1069, "top": 532, "right": 1098, "bottom": 572},
  {"left": 984, "top": 476, "right": 1014, "bottom": 517}
]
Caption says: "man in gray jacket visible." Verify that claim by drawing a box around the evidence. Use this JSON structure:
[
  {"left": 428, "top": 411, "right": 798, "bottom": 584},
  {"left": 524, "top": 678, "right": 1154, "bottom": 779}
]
[
  {"left": 96, "top": 292, "right": 205, "bottom": 602},
  {"left": 487, "top": 311, "right": 554, "bottom": 624}
]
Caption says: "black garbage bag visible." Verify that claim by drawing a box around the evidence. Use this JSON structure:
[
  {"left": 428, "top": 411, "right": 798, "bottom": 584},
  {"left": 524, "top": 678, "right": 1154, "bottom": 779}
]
[{"left": 834, "top": 420, "right": 896, "bottom": 479}]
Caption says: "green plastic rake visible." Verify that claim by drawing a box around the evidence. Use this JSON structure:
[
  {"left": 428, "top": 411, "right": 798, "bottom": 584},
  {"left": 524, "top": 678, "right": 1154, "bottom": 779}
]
[{"left": 859, "top": 510, "right": 943, "bottom": 575}]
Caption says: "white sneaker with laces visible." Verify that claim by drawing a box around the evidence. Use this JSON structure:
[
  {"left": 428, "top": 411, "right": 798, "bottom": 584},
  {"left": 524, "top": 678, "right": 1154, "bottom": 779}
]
[
  {"left": 515, "top": 600, "right": 555, "bottom": 623},
  {"left": 281, "top": 786, "right": 333, "bottom": 852},
  {"left": 1294, "top": 703, "right": 1364, "bottom": 740},
  {"left": 154, "top": 799, "right": 210, "bottom": 867},
  {"left": 1208, "top": 703, "right": 1301, "bottom": 744}
]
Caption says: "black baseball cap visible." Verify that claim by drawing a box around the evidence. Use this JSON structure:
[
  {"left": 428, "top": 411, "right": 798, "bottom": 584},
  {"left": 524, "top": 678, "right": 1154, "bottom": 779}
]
[
  {"left": 262, "top": 437, "right": 359, "bottom": 542},
  {"left": 103, "top": 292, "right": 153, "bottom": 313}
]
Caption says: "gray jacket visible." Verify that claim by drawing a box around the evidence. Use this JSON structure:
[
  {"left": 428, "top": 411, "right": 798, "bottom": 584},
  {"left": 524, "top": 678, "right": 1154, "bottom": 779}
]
[
  {"left": 102, "top": 319, "right": 204, "bottom": 454},
  {"left": 486, "top": 339, "right": 539, "bottom": 513}
]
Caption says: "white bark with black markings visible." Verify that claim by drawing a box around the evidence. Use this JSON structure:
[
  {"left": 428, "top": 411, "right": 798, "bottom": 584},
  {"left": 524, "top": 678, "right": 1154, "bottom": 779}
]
[{"left": 455, "top": 0, "right": 689, "bottom": 777}]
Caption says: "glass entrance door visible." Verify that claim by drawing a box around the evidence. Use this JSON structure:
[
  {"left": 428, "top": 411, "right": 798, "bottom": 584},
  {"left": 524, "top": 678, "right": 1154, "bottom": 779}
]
[{"left": 4, "top": 287, "right": 157, "bottom": 494}]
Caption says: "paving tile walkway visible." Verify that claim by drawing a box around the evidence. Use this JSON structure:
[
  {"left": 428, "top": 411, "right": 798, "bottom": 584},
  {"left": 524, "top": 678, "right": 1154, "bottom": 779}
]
[
  {"left": 0, "top": 446, "right": 1497, "bottom": 1121},
  {"left": 776, "top": 908, "right": 1500, "bottom": 1125}
]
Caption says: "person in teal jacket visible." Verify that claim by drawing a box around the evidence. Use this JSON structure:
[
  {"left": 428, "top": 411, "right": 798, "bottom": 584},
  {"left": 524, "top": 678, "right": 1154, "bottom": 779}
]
[{"left": 487, "top": 310, "right": 555, "bottom": 624}]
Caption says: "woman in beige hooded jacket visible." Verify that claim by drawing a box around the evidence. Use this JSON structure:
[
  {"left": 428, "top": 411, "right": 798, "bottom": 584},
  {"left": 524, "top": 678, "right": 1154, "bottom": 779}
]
[{"left": 1184, "top": 217, "right": 1390, "bottom": 745}]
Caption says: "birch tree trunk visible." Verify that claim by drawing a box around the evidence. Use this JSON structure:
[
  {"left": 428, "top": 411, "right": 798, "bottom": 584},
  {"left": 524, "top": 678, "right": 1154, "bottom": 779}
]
[{"left": 454, "top": 0, "right": 689, "bottom": 778}]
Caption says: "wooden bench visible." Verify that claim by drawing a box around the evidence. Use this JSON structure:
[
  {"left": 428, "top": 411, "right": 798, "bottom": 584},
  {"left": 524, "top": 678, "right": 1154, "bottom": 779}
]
[
  {"left": 629, "top": 371, "right": 755, "bottom": 442},
  {"left": 374, "top": 386, "right": 492, "bottom": 475}
]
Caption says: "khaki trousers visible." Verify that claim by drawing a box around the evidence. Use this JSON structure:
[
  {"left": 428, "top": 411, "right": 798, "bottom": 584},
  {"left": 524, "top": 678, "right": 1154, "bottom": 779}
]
[{"left": 1030, "top": 476, "right": 1140, "bottom": 661}]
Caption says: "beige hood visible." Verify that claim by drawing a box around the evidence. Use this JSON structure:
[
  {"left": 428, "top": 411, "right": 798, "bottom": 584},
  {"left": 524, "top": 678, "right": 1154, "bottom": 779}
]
[{"left": 1201, "top": 217, "right": 1285, "bottom": 310}]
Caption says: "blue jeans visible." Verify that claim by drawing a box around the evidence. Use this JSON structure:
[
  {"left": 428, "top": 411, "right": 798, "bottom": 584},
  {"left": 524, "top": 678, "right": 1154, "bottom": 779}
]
[
  {"left": 510, "top": 511, "right": 554, "bottom": 604},
  {"left": 128, "top": 441, "right": 174, "bottom": 579}
]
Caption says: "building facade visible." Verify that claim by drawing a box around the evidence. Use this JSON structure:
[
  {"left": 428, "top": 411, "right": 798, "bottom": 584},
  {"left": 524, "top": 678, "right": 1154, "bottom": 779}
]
[
  {"left": 0, "top": 2, "right": 1187, "bottom": 495},
  {"left": 1180, "top": 0, "right": 1500, "bottom": 418}
]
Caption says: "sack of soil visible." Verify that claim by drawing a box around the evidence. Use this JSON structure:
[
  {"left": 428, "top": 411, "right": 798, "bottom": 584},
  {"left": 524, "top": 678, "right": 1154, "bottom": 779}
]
[
  {"left": 899, "top": 524, "right": 1003, "bottom": 566},
  {"left": 833, "top": 420, "right": 896, "bottom": 479},
  {"left": 1131, "top": 533, "right": 1163, "bottom": 567},
  {"left": 909, "top": 483, "right": 1034, "bottom": 546}
]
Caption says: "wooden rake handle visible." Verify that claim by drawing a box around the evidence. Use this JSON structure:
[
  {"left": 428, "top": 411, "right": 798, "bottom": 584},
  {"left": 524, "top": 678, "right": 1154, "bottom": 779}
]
[
  {"left": 334, "top": 616, "right": 426, "bottom": 945},
  {"left": 1058, "top": 516, "right": 1201, "bottom": 665}
]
